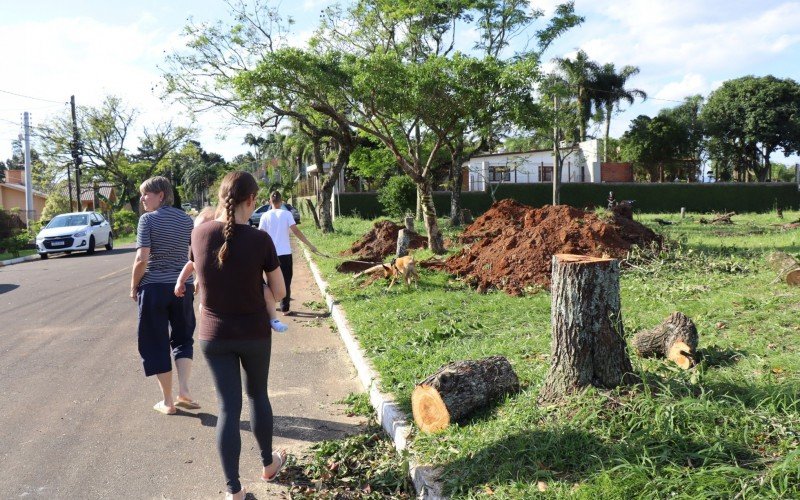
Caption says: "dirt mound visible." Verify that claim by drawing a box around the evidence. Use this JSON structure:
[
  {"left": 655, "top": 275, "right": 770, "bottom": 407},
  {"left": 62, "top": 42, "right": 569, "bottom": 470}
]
[
  {"left": 443, "top": 199, "right": 661, "bottom": 295},
  {"left": 342, "top": 220, "right": 427, "bottom": 262}
]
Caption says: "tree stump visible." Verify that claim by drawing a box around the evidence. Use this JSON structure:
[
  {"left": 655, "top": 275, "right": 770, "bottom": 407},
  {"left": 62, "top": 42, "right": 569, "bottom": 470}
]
[
  {"left": 396, "top": 228, "right": 414, "bottom": 257},
  {"left": 404, "top": 215, "right": 415, "bottom": 232},
  {"left": 766, "top": 251, "right": 800, "bottom": 286},
  {"left": 631, "top": 312, "right": 699, "bottom": 369},
  {"left": 539, "top": 254, "right": 636, "bottom": 403},
  {"left": 411, "top": 356, "right": 519, "bottom": 433}
]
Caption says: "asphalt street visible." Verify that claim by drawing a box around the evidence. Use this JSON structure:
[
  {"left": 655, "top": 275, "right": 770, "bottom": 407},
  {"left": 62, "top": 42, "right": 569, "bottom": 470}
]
[{"left": 0, "top": 244, "right": 364, "bottom": 499}]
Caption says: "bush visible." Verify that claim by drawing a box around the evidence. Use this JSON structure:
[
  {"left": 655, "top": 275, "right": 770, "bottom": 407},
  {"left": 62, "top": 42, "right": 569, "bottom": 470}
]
[
  {"left": 378, "top": 175, "right": 416, "bottom": 217},
  {"left": 0, "top": 209, "right": 25, "bottom": 239},
  {"left": 40, "top": 192, "right": 72, "bottom": 222},
  {"left": 0, "top": 231, "right": 31, "bottom": 257},
  {"left": 112, "top": 209, "right": 138, "bottom": 236}
]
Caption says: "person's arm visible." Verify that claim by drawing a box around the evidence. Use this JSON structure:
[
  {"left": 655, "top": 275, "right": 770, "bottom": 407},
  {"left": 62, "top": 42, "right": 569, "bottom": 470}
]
[
  {"left": 289, "top": 225, "right": 319, "bottom": 254},
  {"left": 266, "top": 267, "right": 286, "bottom": 303},
  {"left": 174, "top": 261, "right": 194, "bottom": 297},
  {"left": 130, "top": 247, "right": 150, "bottom": 301}
]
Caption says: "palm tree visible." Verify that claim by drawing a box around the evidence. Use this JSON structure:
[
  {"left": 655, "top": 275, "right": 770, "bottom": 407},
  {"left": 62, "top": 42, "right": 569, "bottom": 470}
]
[
  {"left": 554, "top": 50, "right": 599, "bottom": 142},
  {"left": 592, "top": 63, "right": 647, "bottom": 161},
  {"left": 183, "top": 161, "right": 221, "bottom": 207}
]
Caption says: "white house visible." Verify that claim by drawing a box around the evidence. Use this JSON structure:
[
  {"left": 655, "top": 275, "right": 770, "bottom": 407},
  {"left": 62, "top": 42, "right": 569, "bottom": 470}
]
[{"left": 465, "top": 139, "right": 602, "bottom": 191}]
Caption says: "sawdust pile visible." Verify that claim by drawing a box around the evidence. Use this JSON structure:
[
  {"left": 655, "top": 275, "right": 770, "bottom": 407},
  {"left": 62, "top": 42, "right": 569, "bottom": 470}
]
[{"left": 439, "top": 199, "right": 661, "bottom": 295}]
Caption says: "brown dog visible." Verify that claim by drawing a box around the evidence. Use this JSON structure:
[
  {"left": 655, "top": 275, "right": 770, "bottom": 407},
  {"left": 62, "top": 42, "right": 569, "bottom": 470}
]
[
  {"left": 387, "top": 255, "right": 419, "bottom": 290},
  {"left": 354, "top": 254, "right": 419, "bottom": 290}
]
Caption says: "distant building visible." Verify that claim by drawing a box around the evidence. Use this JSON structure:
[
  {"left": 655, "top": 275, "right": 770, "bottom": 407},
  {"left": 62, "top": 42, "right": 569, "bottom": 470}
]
[
  {"left": 0, "top": 170, "right": 48, "bottom": 223},
  {"left": 62, "top": 181, "right": 119, "bottom": 212},
  {"left": 464, "top": 139, "right": 632, "bottom": 190}
]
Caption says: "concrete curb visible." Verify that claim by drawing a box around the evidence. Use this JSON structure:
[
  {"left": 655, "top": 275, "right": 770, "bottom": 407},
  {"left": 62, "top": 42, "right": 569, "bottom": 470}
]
[
  {"left": 301, "top": 247, "right": 445, "bottom": 500},
  {"left": 0, "top": 253, "right": 39, "bottom": 267}
]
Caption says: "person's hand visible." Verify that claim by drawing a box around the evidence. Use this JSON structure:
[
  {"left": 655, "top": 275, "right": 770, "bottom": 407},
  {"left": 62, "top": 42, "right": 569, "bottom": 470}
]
[
  {"left": 130, "top": 286, "right": 138, "bottom": 302},
  {"left": 175, "top": 282, "right": 185, "bottom": 297}
]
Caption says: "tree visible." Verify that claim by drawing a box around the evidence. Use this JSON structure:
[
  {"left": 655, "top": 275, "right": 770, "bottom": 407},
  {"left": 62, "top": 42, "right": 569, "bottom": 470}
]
[
  {"left": 38, "top": 96, "right": 192, "bottom": 214},
  {"left": 553, "top": 49, "right": 598, "bottom": 142},
  {"left": 702, "top": 75, "right": 800, "bottom": 182},
  {"left": 591, "top": 63, "right": 647, "bottom": 162},
  {"left": 619, "top": 114, "right": 685, "bottom": 182}
]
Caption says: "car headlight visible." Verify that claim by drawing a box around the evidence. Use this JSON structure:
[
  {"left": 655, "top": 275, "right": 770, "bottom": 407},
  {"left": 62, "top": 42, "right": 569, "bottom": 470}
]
[{"left": 73, "top": 230, "right": 87, "bottom": 237}]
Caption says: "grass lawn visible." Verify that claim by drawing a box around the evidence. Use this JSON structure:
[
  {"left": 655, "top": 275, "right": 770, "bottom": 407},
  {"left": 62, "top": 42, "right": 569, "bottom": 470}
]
[
  {"left": 304, "top": 211, "right": 799, "bottom": 498},
  {"left": 0, "top": 248, "right": 37, "bottom": 261}
]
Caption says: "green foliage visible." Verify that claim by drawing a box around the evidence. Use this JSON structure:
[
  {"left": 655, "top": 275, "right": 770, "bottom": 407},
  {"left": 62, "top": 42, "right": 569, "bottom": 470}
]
[
  {"left": 349, "top": 143, "right": 398, "bottom": 182},
  {"left": 377, "top": 175, "right": 416, "bottom": 217},
  {"left": 0, "top": 228, "right": 32, "bottom": 257},
  {"left": 40, "top": 190, "right": 73, "bottom": 222},
  {"left": 112, "top": 209, "right": 138, "bottom": 236}
]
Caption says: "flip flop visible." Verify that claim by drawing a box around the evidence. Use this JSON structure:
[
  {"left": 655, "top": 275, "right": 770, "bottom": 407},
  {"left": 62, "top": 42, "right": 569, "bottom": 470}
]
[
  {"left": 153, "top": 401, "right": 176, "bottom": 415},
  {"left": 175, "top": 397, "right": 201, "bottom": 410},
  {"left": 261, "top": 450, "right": 286, "bottom": 482}
]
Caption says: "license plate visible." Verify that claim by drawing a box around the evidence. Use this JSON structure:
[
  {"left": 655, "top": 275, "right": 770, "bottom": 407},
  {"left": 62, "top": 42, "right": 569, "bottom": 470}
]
[{"left": 51, "top": 241, "right": 65, "bottom": 246}]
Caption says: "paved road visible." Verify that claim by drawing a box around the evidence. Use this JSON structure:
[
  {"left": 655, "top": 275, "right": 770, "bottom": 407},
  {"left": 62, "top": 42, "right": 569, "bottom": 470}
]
[{"left": 0, "top": 244, "right": 364, "bottom": 499}]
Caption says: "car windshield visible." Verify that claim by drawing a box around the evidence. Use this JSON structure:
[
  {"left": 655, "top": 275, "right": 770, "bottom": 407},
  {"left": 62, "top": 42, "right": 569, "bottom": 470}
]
[{"left": 47, "top": 214, "right": 88, "bottom": 228}]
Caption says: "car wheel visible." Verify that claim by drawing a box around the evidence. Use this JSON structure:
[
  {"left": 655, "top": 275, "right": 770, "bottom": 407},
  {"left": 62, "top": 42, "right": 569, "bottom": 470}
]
[
  {"left": 87, "top": 236, "right": 96, "bottom": 255},
  {"left": 39, "top": 252, "right": 48, "bottom": 260},
  {"left": 105, "top": 233, "right": 114, "bottom": 251}
]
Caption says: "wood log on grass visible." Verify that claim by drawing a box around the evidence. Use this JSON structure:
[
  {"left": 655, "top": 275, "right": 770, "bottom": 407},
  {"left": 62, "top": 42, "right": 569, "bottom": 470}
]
[
  {"left": 766, "top": 251, "right": 800, "bottom": 286},
  {"left": 631, "top": 312, "right": 699, "bottom": 369},
  {"left": 538, "top": 254, "right": 637, "bottom": 403},
  {"left": 412, "top": 356, "right": 519, "bottom": 433}
]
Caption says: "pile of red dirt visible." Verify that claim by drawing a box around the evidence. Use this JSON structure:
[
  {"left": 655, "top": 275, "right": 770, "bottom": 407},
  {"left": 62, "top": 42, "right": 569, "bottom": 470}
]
[
  {"left": 341, "top": 220, "right": 427, "bottom": 262},
  {"left": 439, "top": 199, "right": 661, "bottom": 295}
]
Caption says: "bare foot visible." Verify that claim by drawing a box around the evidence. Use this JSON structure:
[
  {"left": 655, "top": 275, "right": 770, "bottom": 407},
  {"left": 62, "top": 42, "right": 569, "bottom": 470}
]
[
  {"left": 175, "top": 396, "right": 201, "bottom": 409},
  {"left": 261, "top": 449, "right": 287, "bottom": 481},
  {"left": 153, "top": 401, "right": 176, "bottom": 415}
]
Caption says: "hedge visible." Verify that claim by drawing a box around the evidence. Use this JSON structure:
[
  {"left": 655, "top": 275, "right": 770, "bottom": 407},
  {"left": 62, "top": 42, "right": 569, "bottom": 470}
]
[{"left": 308, "top": 183, "right": 798, "bottom": 219}]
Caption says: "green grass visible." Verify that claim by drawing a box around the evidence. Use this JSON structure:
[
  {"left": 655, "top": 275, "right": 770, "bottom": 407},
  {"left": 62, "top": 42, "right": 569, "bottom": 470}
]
[
  {"left": 304, "top": 213, "right": 800, "bottom": 498},
  {"left": 0, "top": 248, "right": 37, "bottom": 261}
]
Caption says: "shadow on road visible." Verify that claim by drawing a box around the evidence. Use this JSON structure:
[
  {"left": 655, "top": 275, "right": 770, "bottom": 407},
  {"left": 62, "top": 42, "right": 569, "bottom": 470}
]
[
  {"left": 183, "top": 412, "right": 363, "bottom": 442},
  {"left": 0, "top": 284, "right": 20, "bottom": 294}
]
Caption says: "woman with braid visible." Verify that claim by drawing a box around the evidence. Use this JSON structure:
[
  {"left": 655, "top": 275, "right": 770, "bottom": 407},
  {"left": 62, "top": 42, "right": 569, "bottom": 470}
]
[{"left": 190, "top": 172, "right": 287, "bottom": 499}]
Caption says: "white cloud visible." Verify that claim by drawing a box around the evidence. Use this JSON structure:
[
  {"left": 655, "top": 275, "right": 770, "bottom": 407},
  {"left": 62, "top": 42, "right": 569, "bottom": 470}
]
[{"left": 654, "top": 73, "right": 710, "bottom": 101}]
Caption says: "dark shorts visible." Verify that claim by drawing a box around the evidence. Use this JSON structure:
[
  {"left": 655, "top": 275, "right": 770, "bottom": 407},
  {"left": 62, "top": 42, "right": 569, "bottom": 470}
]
[{"left": 137, "top": 282, "right": 196, "bottom": 376}]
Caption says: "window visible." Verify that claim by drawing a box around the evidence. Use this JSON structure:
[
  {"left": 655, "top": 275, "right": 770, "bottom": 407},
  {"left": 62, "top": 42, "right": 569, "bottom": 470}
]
[
  {"left": 488, "top": 165, "right": 511, "bottom": 182},
  {"left": 539, "top": 165, "right": 553, "bottom": 182}
]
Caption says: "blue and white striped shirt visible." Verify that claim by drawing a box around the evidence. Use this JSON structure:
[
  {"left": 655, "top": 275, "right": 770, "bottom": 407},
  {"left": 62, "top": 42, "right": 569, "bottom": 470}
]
[{"left": 136, "top": 206, "right": 194, "bottom": 286}]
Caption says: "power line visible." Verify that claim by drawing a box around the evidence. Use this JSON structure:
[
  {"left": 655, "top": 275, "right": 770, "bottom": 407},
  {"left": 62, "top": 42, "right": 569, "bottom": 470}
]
[{"left": 0, "top": 88, "right": 65, "bottom": 104}]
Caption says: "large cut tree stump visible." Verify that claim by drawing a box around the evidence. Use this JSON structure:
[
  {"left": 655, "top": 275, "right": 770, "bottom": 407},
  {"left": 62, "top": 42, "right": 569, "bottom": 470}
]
[
  {"left": 539, "top": 254, "right": 636, "bottom": 403},
  {"left": 631, "top": 312, "right": 699, "bottom": 369},
  {"left": 766, "top": 251, "right": 800, "bottom": 286},
  {"left": 412, "top": 356, "right": 519, "bottom": 433}
]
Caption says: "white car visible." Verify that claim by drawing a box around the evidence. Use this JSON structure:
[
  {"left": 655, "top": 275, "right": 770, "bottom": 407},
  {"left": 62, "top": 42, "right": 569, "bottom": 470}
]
[{"left": 36, "top": 211, "right": 113, "bottom": 259}]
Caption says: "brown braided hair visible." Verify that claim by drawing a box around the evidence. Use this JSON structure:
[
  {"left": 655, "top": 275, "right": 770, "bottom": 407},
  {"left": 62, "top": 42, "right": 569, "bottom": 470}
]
[{"left": 216, "top": 171, "right": 259, "bottom": 268}]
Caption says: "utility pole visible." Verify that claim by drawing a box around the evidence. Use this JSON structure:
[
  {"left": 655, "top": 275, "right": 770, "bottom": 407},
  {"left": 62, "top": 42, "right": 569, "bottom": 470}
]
[
  {"left": 23, "top": 112, "right": 34, "bottom": 227},
  {"left": 70, "top": 95, "right": 82, "bottom": 212}
]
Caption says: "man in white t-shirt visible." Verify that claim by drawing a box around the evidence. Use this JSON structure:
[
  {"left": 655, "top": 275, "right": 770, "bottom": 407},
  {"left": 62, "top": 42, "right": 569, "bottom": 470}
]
[{"left": 258, "top": 191, "right": 318, "bottom": 314}]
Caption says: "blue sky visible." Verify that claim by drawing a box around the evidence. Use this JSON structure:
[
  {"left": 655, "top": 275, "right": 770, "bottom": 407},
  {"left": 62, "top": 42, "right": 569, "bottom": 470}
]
[{"left": 1, "top": 0, "right": 799, "bottom": 166}]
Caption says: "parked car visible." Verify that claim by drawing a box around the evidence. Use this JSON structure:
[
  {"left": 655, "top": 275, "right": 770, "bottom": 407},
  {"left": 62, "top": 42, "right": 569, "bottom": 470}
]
[
  {"left": 35, "top": 211, "right": 113, "bottom": 259},
  {"left": 181, "top": 202, "right": 194, "bottom": 211},
  {"left": 249, "top": 203, "right": 301, "bottom": 227}
]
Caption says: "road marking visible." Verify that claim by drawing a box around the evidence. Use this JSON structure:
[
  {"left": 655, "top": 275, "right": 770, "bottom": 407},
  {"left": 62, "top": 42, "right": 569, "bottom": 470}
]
[{"left": 97, "top": 266, "right": 129, "bottom": 281}]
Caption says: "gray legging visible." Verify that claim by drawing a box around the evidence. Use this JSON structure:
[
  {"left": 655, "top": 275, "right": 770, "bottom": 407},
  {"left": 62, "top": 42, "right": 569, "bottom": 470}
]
[{"left": 200, "top": 338, "right": 276, "bottom": 494}]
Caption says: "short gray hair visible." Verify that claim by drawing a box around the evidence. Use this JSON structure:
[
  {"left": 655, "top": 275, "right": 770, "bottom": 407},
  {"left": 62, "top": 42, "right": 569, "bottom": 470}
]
[{"left": 139, "top": 176, "right": 174, "bottom": 207}]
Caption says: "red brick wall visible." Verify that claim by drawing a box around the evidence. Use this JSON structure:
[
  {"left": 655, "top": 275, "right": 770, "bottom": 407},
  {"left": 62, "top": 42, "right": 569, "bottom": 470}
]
[
  {"left": 601, "top": 163, "right": 633, "bottom": 182},
  {"left": 6, "top": 169, "right": 24, "bottom": 185}
]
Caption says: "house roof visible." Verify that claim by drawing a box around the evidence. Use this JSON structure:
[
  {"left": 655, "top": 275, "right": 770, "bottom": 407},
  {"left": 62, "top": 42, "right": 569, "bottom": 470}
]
[
  {"left": 0, "top": 182, "right": 48, "bottom": 198},
  {"left": 61, "top": 182, "right": 117, "bottom": 202},
  {"left": 469, "top": 148, "right": 553, "bottom": 159}
]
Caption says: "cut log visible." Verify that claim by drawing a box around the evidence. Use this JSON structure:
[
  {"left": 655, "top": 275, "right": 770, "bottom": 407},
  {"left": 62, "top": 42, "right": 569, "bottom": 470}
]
[
  {"left": 631, "top": 312, "right": 699, "bottom": 369},
  {"left": 412, "top": 356, "right": 519, "bottom": 433},
  {"left": 710, "top": 211, "right": 736, "bottom": 224},
  {"left": 766, "top": 251, "right": 800, "bottom": 286},
  {"left": 538, "top": 254, "right": 637, "bottom": 403},
  {"left": 396, "top": 228, "right": 417, "bottom": 257}
]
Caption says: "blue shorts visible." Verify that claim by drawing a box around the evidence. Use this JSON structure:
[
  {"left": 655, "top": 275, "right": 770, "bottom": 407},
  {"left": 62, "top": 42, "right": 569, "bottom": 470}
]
[{"left": 137, "top": 283, "right": 196, "bottom": 376}]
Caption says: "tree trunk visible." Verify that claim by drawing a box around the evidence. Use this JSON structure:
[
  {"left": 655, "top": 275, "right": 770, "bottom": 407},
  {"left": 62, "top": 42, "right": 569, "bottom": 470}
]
[
  {"left": 419, "top": 180, "right": 445, "bottom": 254},
  {"left": 631, "top": 312, "right": 699, "bottom": 369},
  {"left": 766, "top": 251, "right": 800, "bottom": 286},
  {"left": 412, "top": 356, "right": 520, "bottom": 434},
  {"left": 396, "top": 228, "right": 414, "bottom": 257},
  {"left": 449, "top": 145, "right": 465, "bottom": 227},
  {"left": 305, "top": 198, "right": 321, "bottom": 229},
  {"left": 415, "top": 185, "right": 423, "bottom": 221},
  {"left": 539, "top": 254, "right": 637, "bottom": 403},
  {"left": 317, "top": 188, "right": 334, "bottom": 233},
  {"left": 604, "top": 104, "right": 612, "bottom": 163}
]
